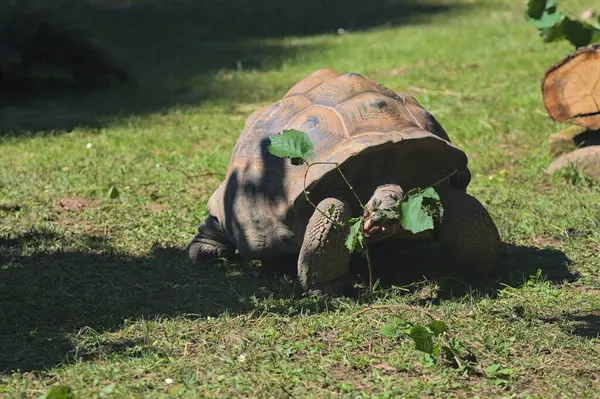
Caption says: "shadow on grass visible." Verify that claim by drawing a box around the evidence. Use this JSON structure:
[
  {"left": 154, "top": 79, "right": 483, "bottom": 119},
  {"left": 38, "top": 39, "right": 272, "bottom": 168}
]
[
  {"left": 543, "top": 311, "right": 600, "bottom": 340},
  {"left": 357, "top": 240, "right": 577, "bottom": 299},
  {"left": 0, "top": 227, "right": 576, "bottom": 372},
  {"left": 0, "top": 0, "right": 468, "bottom": 135},
  {"left": 567, "top": 312, "right": 600, "bottom": 339},
  {"left": 0, "top": 229, "right": 323, "bottom": 372}
]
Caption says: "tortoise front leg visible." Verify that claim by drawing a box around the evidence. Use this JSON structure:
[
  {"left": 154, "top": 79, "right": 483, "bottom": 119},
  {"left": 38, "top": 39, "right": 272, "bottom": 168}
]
[
  {"left": 188, "top": 215, "right": 236, "bottom": 262},
  {"left": 437, "top": 189, "right": 501, "bottom": 276},
  {"left": 297, "top": 197, "right": 352, "bottom": 294}
]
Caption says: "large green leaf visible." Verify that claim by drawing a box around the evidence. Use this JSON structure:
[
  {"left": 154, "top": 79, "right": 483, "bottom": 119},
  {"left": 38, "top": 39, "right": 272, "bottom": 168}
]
[
  {"left": 428, "top": 320, "right": 448, "bottom": 336},
  {"left": 345, "top": 217, "right": 364, "bottom": 253},
  {"left": 400, "top": 194, "right": 430, "bottom": 234},
  {"left": 380, "top": 324, "right": 398, "bottom": 338},
  {"left": 525, "top": 0, "right": 551, "bottom": 19},
  {"left": 399, "top": 187, "right": 443, "bottom": 234},
  {"left": 562, "top": 19, "right": 596, "bottom": 48},
  {"left": 419, "top": 187, "right": 444, "bottom": 223},
  {"left": 525, "top": 0, "right": 563, "bottom": 29},
  {"left": 539, "top": 23, "right": 566, "bottom": 43},
  {"left": 525, "top": 0, "right": 600, "bottom": 47},
  {"left": 268, "top": 129, "right": 314, "bottom": 164},
  {"left": 410, "top": 325, "right": 435, "bottom": 354}
]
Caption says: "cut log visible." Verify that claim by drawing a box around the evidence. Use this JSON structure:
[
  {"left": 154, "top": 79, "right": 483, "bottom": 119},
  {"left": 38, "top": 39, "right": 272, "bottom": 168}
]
[
  {"left": 542, "top": 43, "right": 600, "bottom": 130},
  {"left": 547, "top": 146, "right": 600, "bottom": 181}
]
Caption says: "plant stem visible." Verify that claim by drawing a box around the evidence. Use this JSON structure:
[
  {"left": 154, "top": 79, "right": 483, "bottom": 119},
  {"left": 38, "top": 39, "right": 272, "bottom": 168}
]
[
  {"left": 307, "top": 161, "right": 365, "bottom": 209},
  {"left": 441, "top": 336, "right": 464, "bottom": 370},
  {"left": 363, "top": 244, "right": 374, "bottom": 291},
  {"left": 302, "top": 161, "right": 344, "bottom": 229},
  {"left": 427, "top": 169, "right": 458, "bottom": 190}
]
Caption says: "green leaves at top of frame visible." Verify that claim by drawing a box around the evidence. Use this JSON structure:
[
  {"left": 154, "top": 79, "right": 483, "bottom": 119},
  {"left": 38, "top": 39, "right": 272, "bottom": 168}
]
[
  {"left": 400, "top": 187, "right": 444, "bottom": 234},
  {"left": 268, "top": 129, "right": 314, "bottom": 165},
  {"left": 525, "top": 0, "right": 562, "bottom": 29},
  {"left": 525, "top": 0, "right": 600, "bottom": 48}
]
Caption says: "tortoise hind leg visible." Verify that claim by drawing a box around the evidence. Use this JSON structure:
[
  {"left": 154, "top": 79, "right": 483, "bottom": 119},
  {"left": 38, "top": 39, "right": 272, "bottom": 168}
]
[
  {"left": 298, "top": 197, "right": 352, "bottom": 294},
  {"left": 188, "top": 215, "right": 236, "bottom": 262},
  {"left": 437, "top": 190, "right": 501, "bottom": 277}
]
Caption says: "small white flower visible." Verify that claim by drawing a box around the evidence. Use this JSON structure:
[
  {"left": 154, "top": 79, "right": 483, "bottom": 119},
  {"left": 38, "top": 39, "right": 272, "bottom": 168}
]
[
  {"left": 165, "top": 378, "right": 174, "bottom": 384},
  {"left": 238, "top": 354, "right": 246, "bottom": 362},
  {"left": 86, "top": 143, "right": 93, "bottom": 149},
  {"left": 337, "top": 28, "right": 346, "bottom": 35}
]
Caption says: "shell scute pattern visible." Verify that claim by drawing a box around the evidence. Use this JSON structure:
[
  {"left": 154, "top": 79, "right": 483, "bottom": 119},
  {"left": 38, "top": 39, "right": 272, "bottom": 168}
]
[
  {"left": 232, "top": 69, "right": 457, "bottom": 180},
  {"left": 304, "top": 73, "right": 397, "bottom": 109},
  {"left": 233, "top": 96, "right": 311, "bottom": 161},
  {"left": 284, "top": 107, "right": 346, "bottom": 159}
]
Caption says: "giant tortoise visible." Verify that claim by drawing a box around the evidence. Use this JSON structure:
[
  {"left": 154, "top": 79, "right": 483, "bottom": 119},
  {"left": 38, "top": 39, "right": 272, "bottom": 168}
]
[{"left": 188, "top": 69, "right": 500, "bottom": 293}]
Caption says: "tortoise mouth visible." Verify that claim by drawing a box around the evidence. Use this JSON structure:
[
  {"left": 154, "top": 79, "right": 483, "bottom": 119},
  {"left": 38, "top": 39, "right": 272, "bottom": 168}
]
[{"left": 362, "top": 214, "right": 401, "bottom": 241}]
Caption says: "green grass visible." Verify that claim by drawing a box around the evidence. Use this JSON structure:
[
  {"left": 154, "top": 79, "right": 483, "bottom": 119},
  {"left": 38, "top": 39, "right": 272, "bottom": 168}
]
[{"left": 1, "top": 0, "right": 600, "bottom": 397}]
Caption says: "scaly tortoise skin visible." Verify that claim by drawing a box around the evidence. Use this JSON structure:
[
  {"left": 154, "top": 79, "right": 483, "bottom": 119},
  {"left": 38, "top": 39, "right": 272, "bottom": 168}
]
[{"left": 189, "top": 69, "right": 501, "bottom": 293}]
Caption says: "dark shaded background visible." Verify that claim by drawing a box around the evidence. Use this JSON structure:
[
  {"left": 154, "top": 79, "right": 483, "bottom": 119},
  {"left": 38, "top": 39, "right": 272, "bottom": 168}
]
[{"left": 0, "top": 0, "right": 466, "bottom": 134}]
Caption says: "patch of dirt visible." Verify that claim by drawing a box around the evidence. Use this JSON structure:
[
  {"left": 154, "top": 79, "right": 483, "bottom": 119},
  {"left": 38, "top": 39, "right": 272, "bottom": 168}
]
[
  {"left": 531, "top": 236, "right": 563, "bottom": 249},
  {"left": 330, "top": 363, "right": 376, "bottom": 393},
  {"left": 51, "top": 197, "right": 108, "bottom": 236},
  {"left": 499, "top": 140, "right": 524, "bottom": 158},
  {"left": 514, "top": 350, "right": 600, "bottom": 395},
  {"left": 567, "top": 284, "right": 600, "bottom": 295},
  {"left": 147, "top": 202, "right": 169, "bottom": 213},
  {"left": 372, "top": 363, "right": 398, "bottom": 373},
  {"left": 56, "top": 197, "right": 99, "bottom": 213}
]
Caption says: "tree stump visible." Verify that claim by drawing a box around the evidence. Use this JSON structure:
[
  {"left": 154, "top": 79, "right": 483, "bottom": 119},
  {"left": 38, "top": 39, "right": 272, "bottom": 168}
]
[
  {"left": 543, "top": 43, "right": 600, "bottom": 181},
  {"left": 543, "top": 43, "right": 600, "bottom": 130}
]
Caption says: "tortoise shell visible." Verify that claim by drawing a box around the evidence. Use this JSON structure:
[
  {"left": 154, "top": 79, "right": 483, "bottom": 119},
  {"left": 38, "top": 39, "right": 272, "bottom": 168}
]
[{"left": 207, "top": 69, "right": 470, "bottom": 257}]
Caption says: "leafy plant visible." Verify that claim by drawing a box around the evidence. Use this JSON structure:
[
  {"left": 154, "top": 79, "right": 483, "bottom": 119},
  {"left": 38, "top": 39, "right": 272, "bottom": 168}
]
[
  {"left": 525, "top": 0, "right": 600, "bottom": 48},
  {"left": 485, "top": 363, "right": 514, "bottom": 387},
  {"left": 400, "top": 187, "right": 444, "bottom": 234},
  {"left": 379, "top": 317, "right": 473, "bottom": 369},
  {"left": 39, "top": 385, "right": 75, "bottom": 399},
  {"left": 268, "top": 129, "right": 314, "bottom": 165},
  {"left": 268, "top": 129, "right": 446, "bottom": 290}
]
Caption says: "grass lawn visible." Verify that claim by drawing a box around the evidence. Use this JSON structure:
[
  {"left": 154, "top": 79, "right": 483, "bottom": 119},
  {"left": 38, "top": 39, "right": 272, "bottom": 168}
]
[{"left": 1, "top": 0, "right": 599, "bottom": 397}]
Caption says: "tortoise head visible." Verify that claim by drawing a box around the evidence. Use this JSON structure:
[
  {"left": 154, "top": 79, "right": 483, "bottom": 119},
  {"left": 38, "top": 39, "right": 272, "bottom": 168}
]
[{"left": 362, "top": 184, "right": 404, "bottom": 241}]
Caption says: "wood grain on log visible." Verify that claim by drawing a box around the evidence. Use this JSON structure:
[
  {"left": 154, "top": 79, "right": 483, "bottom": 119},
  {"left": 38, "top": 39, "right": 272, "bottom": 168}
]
[{"left": 542, "top": 43, "right": 600, "bottom": 130}]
